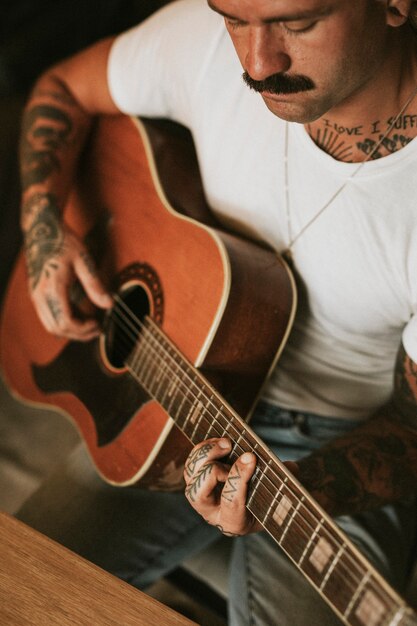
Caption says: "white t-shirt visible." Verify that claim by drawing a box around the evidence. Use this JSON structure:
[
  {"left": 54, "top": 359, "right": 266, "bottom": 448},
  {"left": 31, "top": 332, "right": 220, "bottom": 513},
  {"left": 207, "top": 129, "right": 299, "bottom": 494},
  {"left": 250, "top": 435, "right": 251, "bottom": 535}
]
[{"left": 107, "top": 0, "right": 417, "bottom": 420}]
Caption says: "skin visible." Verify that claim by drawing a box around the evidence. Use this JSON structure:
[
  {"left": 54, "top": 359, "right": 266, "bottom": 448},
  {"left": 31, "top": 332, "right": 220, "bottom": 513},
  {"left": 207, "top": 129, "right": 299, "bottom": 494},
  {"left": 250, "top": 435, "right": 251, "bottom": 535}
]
[
  {"left": 20, "top": 38, "right": 117, "bottom": 340},
  {"left": 183, "top": 0, "right": 417, "bottom": 534},
  {"left": 18, "top": 0, "right": 417, "bottom": 532}
]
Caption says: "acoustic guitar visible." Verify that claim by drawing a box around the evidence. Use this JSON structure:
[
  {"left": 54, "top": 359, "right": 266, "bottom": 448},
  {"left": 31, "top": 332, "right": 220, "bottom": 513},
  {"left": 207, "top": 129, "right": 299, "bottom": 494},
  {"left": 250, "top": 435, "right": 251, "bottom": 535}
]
[{"left": 1, "top": 115, "right": 416, "bottom": 626}]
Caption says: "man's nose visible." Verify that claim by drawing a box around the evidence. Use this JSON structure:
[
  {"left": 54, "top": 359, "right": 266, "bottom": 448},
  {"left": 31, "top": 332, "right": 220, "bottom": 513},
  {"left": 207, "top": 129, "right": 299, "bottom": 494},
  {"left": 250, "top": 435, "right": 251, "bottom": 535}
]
[{"left": 245, "top": 26, "right": 291, "bottom": 81}]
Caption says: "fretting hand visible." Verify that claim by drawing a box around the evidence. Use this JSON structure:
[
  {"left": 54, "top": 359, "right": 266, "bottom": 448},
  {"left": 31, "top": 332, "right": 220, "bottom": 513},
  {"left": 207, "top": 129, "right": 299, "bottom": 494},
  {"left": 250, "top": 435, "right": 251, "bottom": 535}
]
[{"left": 184, "top": 438, "right": 263, "bottom": 536}]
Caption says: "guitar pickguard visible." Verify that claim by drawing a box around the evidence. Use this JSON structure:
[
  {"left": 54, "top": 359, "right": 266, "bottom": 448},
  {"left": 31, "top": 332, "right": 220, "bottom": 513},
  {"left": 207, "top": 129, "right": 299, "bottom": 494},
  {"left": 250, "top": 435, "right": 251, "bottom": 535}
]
[
  {"left": 32, "top": 261, "right": 165, "bottom": 448},
  {"left": 32, "top": 340, "right": 150, "bottom": 447}
]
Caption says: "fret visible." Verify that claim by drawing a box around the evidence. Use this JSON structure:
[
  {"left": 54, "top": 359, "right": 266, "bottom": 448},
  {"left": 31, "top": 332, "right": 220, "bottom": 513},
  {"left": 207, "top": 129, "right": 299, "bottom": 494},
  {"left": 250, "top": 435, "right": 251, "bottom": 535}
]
[
  {"left": 388, "top": 607, "right": 406, "bottom": 626},
  {"left": 164, "top": 373, "right": 180, "bottom": 415},
  {"left": 190, "top": 394, "right": 212, "bottom": 441},
  {"left": 183, "top": 388, "right": 210, "bottom": 443},
  {"left": 353, "top": 587, "right": 389, "bottom": 626},
  {"left": 140, "top": 338, "right": 160, "bottom": 391},
  {"left": 321, "top": 543, "right": 365, "bottom": 616},
  {"left": 298, "top": 518, "right": 324, "bottom": 568},
  {"left": 182, "top": 383, "right": 203, "bottom": 434},
  {"left": 298, "top": 519, "right": 344, "bottom": 595},
  {"left": 246, "top": 466, "right": 262, "bottom": 508},
  {"left": 155, "top": 351, "right": 178, "bottom": 407},
  {"left": 203, "top": 404, "right": 223, "bottom": 440},
  {"left": 280, "top": 496, "right": 304, "bottom": 544},
  {"left": 343, "top": 572, "right": 371, "bottom": 621},
  {"left": 218, "top": 404, "right": 232, "bottom": 437},
  {"left": 210, "top": 404, "right": 224, "bottom": 437},
  {"left": 231, "top": 428, "right": 247, "bottom": 460},
  {"left": 264, "top": 484, "right": 301, "bottom": 540},
  {"left": 149, "top": 351, "right": 169, "bottom": 399},
  {"left": 263, "top": 475, "right": 288, "bottom": 525},
  {"left": 170, "top": 387, "right": 192, "bottom": 429},
  {"left": 119, "top": 321, "right": 417, "bottom": 626},
  {"left": 319, "top": 542, "right": 346, "bottom": 591}
]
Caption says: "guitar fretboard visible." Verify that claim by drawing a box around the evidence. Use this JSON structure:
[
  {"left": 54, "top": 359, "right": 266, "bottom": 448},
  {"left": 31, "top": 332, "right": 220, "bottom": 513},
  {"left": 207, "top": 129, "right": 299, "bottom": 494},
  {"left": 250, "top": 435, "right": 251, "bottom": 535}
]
[{"left": 121, "top": 311, "right": 415, "bottom": 626}]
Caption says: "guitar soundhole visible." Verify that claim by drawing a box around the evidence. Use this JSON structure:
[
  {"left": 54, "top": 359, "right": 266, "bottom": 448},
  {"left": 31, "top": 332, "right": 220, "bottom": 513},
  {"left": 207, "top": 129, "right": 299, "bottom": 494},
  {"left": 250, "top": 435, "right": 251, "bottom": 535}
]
[{"left": 103, "top": 284, "right": 151, "bottom": 370}]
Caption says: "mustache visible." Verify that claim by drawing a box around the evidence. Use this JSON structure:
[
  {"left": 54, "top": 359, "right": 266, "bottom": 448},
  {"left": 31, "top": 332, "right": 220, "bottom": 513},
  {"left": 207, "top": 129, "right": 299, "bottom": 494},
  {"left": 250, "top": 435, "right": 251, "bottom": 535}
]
[{"left": 243, "top": 70, "right": 315, "bottom": 95}]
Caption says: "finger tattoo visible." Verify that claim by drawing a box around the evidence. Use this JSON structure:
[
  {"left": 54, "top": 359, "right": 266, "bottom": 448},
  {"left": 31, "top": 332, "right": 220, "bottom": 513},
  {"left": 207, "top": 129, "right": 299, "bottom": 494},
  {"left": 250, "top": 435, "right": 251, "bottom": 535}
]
[
  {"left": 46, "top": 295, "right": 63, "bottom": 322},
  {"left": 222, "top": 466, "right": 241, "bottom": 502},
  {"left": 185, "top": 463, "right": 214, "bottom": 502},
  {"left": 185, "top": 443, "right": 215, "bottom": 478}
]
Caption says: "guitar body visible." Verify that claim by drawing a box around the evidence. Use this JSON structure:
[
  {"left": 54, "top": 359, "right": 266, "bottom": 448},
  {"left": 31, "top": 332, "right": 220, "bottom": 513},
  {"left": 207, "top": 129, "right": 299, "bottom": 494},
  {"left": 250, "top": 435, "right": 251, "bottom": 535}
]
[{"left": 0, "top": 115, "right": 296, "bottom": 489}]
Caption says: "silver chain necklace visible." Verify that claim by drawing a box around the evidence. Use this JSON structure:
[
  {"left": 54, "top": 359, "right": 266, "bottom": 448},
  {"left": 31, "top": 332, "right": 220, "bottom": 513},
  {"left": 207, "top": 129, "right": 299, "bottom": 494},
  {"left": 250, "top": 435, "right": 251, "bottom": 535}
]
[{"left": 283, "top": 84, "right": 417, "bottom": 260}]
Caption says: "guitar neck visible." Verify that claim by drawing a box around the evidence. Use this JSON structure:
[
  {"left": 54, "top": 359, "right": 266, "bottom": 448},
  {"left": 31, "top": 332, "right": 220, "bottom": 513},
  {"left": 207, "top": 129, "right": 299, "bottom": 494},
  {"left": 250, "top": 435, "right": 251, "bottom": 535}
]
[{"left": 125, "top": 315, "right": 416, "bottom": 626}]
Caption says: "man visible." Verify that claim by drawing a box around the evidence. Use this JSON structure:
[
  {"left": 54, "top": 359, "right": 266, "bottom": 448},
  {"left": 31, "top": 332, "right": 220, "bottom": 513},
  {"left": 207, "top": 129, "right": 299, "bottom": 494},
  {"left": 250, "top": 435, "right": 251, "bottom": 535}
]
[{"left": 15, "top": 1, "right": 417, "bottom": 624}]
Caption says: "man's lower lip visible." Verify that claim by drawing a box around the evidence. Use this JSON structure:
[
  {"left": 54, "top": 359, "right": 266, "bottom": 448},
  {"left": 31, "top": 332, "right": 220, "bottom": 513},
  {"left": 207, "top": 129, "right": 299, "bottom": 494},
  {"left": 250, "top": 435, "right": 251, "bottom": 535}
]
[{"left": 262, "top": 91, "right": 294, "bottom": 100}]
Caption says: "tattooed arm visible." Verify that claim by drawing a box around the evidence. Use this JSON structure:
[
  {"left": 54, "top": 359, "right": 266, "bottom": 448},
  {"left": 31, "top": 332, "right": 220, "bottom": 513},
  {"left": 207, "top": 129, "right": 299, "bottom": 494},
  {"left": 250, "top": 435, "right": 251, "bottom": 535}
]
[
  {"left": 296, "top": 344, "right": 417, "bottom": 517},
  {"left": 20, "top": 38, "right": 119, "bottom": 340}
]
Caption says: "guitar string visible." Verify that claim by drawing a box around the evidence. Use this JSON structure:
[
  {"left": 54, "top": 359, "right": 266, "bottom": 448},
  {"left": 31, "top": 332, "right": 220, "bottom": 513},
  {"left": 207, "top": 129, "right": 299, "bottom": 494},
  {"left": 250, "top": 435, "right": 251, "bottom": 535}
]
[
  {"left": 115, "top": 322, "right": 406, "bottom": 618},
  {"left": 109, "top": 303, "right": 398, "bottom": 606},
  {"left": 106, "top": 296, "right": 401, "bottom": 606}
]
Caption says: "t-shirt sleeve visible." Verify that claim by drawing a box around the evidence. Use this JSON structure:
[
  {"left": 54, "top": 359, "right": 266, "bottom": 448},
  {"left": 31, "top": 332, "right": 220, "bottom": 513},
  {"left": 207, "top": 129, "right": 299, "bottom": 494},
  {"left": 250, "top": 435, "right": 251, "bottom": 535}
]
[
  {"left": 107, "top": 0, "right": 222, "bottom": 125},
  {"left": 402, "top": 315, "right": 417, "bottom": 363}
]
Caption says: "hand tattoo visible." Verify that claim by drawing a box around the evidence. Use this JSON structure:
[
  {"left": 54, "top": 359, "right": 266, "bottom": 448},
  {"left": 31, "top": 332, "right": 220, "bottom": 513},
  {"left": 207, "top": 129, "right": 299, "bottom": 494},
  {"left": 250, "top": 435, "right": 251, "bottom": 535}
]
[{"left": 215, "top": 524, "right": 241, "bottom": 537}]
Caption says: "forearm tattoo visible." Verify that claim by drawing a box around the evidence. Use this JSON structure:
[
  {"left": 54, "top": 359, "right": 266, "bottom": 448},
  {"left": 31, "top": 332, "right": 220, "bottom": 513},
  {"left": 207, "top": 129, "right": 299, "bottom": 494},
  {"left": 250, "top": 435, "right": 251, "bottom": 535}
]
[
  {"left": 296, "top": 346, "right": 417, "bottom": 517},
  {"left": 23, "top": 192, "right": 64, "bottom": 290},
  {"left": 20, "top": 91, "right": 88, "bottom": 290},
  {"left": 20, "top": 103, "right": 73, "bottom": 192}
]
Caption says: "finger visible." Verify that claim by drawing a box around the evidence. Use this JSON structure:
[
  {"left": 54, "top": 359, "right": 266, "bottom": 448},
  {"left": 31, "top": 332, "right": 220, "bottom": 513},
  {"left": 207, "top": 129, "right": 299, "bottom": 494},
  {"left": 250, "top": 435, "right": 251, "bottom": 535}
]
[
  {"left": 44, "top": 273, "right": 101, "bottom": 340},
  {"left": 221, "top": 452, "right": 256, "bottom": 508},
  {"left": 73, "top": 250, "right": 113, "bottom": 310},
  {"left": 184, "top": 438, "right": 231, "bottom": 483},
  {"left": 185, "top": 460, "right": 229, "bottom": 508},
  {"left": 217, "top": 452, "right": 260, "bottom": 535}
]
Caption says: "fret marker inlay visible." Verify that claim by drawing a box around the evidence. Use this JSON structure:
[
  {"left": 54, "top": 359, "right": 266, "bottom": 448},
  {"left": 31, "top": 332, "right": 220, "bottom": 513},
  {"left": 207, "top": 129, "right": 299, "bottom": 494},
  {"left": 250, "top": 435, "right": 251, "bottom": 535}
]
[
  {"left": 309, "top": 537, "right": 334, "bottom": 574},
  {"left": 190, "top": 402, "right": 203, "bottom": 424},
  {"left": 272, "top": 495, "right": 292, "bottom": 526},
  {"left": 355, "top": 590, "right": 385, "bottom": 626}
]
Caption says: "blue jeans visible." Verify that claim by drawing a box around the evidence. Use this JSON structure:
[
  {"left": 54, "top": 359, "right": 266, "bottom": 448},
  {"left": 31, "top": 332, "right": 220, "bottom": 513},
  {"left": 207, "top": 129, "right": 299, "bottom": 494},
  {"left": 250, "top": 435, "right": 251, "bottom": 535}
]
[{"left": 16, "top": 401, "right": 417, "bottom": 625}]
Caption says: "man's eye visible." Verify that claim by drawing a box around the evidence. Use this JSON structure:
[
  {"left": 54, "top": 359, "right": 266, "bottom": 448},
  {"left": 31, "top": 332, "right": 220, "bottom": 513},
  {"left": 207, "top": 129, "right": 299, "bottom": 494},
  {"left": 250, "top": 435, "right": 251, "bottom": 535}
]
[
  {"left": 283, "top": 20, "right": 318, "bottom": 34},
  {"left": 225, "top": 17, "right": 245, "bottom": 30}
]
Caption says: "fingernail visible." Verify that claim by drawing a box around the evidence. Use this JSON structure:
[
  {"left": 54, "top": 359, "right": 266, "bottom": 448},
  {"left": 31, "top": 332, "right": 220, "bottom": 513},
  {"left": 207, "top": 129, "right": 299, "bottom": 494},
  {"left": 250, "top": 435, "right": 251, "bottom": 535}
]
[
  {"left": 101, "top": 294, "right": 113, "bottom": 307},
  {"left": 218, "top": 439, "right": 230, "bottom": 449},
  {"left": 241, "top": 452, "right": 253, "bottom": 464}
]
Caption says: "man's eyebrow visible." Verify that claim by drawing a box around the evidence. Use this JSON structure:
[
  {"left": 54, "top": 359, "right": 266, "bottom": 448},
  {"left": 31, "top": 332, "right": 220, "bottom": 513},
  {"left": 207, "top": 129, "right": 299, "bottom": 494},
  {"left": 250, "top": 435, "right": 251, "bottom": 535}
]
[{"left": 207, "top": 0, "right": 332, "bottom": 23}]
